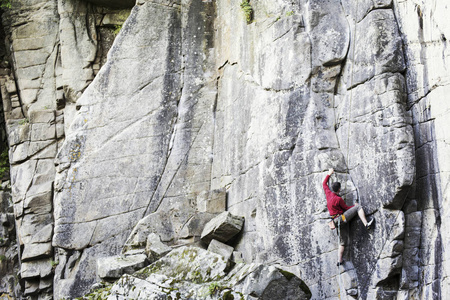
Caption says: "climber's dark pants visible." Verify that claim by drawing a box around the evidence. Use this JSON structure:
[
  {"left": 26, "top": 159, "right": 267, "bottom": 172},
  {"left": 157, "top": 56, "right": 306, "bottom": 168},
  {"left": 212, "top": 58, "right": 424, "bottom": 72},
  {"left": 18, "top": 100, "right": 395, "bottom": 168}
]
[{"left": 335, "top": 206, "right": 363, "bottom": 246}]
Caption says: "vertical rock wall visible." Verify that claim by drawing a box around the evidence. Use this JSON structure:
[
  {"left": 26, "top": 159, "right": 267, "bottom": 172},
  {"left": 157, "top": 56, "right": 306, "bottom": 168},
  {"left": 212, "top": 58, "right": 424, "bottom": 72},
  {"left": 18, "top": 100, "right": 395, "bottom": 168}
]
[
  {"left": 52, "top": 0, "right": 219, "bottom": 296},
  {"left": 212, "top": 0, "right": 414, "bottom": 299},
  {"left": 393, "top": 0, "right": 450, "bottom": 299},
  {"left": 0, "top": 0, "right": 132, "bottom": 298},
  {"left": 0, "top": 0, "right": 448, "bottom": 299}
]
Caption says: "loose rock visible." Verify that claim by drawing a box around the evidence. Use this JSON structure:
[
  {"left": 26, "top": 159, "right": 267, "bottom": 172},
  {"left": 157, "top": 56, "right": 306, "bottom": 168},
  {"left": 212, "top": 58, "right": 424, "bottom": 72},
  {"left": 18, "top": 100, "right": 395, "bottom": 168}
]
[{"left": 200, "top": 211, "right": 244, "bottom": 244}]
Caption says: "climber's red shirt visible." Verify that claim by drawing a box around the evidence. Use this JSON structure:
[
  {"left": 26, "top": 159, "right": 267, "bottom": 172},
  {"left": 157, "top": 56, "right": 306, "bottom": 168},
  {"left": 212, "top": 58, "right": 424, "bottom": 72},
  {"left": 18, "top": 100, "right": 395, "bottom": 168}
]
[{"left": 323, "top": 175, "right": 354, "bottom": 216}]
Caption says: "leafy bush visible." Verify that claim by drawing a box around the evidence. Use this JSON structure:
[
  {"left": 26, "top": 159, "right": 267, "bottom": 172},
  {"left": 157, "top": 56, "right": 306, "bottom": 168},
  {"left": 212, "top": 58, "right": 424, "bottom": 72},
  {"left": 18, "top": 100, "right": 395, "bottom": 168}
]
[
  {"left": 0, "top": 0, "right": 11, "bottom": 9},
  {"left": 18, "top": 118, "right": 29, "bottom": 125},
  {"left": 114, "top": 25, "right": 122, "bottom": 35},
  {"left": 0, "top": 149, "right": 9, "bottom": 179},
  {"left": 240, "top": 0, "right": 253, "bottom": 23}
]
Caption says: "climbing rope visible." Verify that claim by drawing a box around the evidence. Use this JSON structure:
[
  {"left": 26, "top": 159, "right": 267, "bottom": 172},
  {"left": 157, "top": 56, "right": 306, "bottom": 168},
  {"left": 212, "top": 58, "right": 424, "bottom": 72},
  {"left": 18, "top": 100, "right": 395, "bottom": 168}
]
[
  {"left": 335, "top": 3, "right": 359, "bottom": 297},
  {"left": 333, "top": 1, "right": 419, "bottom": 298},
  {"left": 336, "top": 216, "right": 343, "bottom": 299},
  {"left": 343, "top": 0, "right": 360, "bottom": 206}
]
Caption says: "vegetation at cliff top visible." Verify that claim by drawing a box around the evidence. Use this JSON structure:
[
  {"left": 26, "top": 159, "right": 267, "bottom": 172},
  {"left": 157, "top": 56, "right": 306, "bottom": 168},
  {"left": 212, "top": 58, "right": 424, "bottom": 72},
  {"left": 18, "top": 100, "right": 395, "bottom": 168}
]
[
  {"left": 0, "top": 0, "right": 11, "bottom": 9},
  {"left": 240, "top": 0, "right": 253, "bottom": 23}
]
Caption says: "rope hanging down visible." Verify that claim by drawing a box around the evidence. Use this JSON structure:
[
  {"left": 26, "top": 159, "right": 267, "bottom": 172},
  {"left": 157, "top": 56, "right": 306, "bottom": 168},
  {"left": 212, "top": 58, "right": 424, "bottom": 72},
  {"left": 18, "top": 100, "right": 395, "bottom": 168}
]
[
  {"left": 343, "top": 0, "right": 360, "bottom": 206},
  {"left": 335, "top": 1, "right": 416, "bottom": 299},
  {"left": 335, "top": 2, "right": 360, "bottom": 298}
]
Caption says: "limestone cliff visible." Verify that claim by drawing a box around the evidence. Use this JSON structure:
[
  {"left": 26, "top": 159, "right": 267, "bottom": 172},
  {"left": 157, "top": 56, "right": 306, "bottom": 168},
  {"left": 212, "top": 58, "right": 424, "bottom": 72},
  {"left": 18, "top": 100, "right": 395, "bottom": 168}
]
[{"left": 0, "top": 0, "right": 448, "bottom": 299}]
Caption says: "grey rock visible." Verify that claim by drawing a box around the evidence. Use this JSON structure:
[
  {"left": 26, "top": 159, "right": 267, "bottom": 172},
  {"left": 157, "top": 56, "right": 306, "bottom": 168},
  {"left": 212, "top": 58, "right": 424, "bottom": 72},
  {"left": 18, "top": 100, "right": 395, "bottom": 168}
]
[
  {"left": 123, "top": 211, "right": 176, "bottom": 253},
  {"left": 404, "top": 199, "right": 418, "bottom": 214},
  {"left": 144, "top": 233, "right": 172, "bottom": 263},
  {"left": 201, "top": 211, "right": 244, "bottom": 244},
  {"left": 347, "top": 288, "right": 358, "bottom": 296},
  {"left": 405, "top": 211, "right": 422, "bottom": 228},
  {"left": 178, "top": 212, "right": 217, "bottom": 239},
  {"left": 197, "top": 188, "right": 226, "bottom": 213},
  {"left": 404, "top": 228, "right": 421, "bottom": 249},
  {"left": 24, "top": 279, "right": 40, "bottom": 295},
  {"left": 231, "top": 251, "right": 245, "bottom": 264},
  {"left": 21, "top": 259, "right": 53, "bottom": 279},
  {"left": 345, "top": 10, "right": 405, "bottom": 88},
  {"left": 3, "top": 0, "right": 450, "bottom": 298},
  {"left": 30, "top": 123, "right": 55, "bottom": 141},
  {"left": 308, "top": 0, "right": 350, "bottom": 67},
  {"left": 97, "top": 247, "right": 310, "bottom": 300},
  {"left": 207, "top": 239, "right": 234, "bottom": 262},
  {"left": 370, "top": 255, "right": 403, "bottom": 287},
  {"left": 39, "top": 277, "right": 53, "bottom": 290},
  {"left": 102, "top": 10, "right": 132, "bottom": 26},
  {"left": 52, "top": 4, "right": 184, "bottom": 293},
  {"left": 21, "top": 242, "right": 53, "bottom": 261},
  {"left": 340, "top": 269, "right": 358, "bottom": 294},
  {"left": 30, "top": 224, "right": 53, "bottom": 244},
  {"left": 97, "top": 254, "right": 148, "bottom": 280},
  {"left": 23, "top": 191, "right": 52, "bottom": 215},
  {"left": 29, "top": 110, "right": 55, "bottom": 124}
]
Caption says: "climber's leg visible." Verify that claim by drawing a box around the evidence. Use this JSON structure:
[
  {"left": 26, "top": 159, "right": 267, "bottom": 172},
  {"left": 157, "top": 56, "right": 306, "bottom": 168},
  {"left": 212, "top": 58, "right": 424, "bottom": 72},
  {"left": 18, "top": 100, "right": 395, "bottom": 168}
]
[
  {"left": 357, "top": 205, "right": 368, "bottom": 226},
  {"left": 337, "top": 223, "right": 349, "bottom": 265}
]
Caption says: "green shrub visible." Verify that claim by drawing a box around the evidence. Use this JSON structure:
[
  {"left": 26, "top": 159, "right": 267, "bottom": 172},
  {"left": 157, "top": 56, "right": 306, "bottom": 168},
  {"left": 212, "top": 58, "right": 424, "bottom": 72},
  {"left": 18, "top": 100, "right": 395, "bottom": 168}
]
[
  {"left": 208, "top": 282, "right": 229, "bottom": 296},
  {"left": 113, "top": 24, "right": 122, "bottom": 35},
  {"left": 240, "top": 0, "right": 253, "bottom": 23},
  {"left": 0, "top": 0, "right": 11, "bottom": 9},
  {"left": 0, "top": 149, "right": 9, "bottom": 179},
  {"left": 18, "top": 118, "right": 29, "bottom": 125}
]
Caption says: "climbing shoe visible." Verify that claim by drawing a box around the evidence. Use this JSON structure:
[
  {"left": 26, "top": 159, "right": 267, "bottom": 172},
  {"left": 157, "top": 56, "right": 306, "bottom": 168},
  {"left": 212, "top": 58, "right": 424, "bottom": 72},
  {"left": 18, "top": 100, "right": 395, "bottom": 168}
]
[
  {"left": 337, "top": 260, "right": 344, "bottom": 267},
  {"left": 366, "top": 218, "right": 375, "bottom": 230}
]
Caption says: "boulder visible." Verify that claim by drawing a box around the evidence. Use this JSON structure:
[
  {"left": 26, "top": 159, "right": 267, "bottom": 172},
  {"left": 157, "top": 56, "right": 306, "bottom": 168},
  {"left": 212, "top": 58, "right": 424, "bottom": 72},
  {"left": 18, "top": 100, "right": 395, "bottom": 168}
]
[
  {"left": 178, "top": 212, "right": 217, "bottom": 239},
  {"left": 97, "top": 254, "right": 148, "bottom": 280},
  {"left": 144, "top": 233, "right": 172, "bottom": 263},
  {"left": 207, "top": 239, "right": 234, "bottom": 262},
  {"left": 200, "top": 211, "right": 244, "bottom": 244},
  {"left": 122, "top": 211, "right": 175, "bottom": 253},
  {"left": 87, "top": 246, "right": 311, "bottom": 300}
]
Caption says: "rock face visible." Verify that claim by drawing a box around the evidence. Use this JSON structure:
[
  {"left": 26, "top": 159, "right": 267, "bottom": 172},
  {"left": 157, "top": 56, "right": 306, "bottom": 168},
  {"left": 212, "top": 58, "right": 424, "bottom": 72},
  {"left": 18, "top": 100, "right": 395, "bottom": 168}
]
[
  {"left": 0, "top": 0, "right": 131, "bottom": 297},
  {"left": 0, "top": 0, "right": 449, "bottom": 299},
  {"left": 0, "top": 187, "right": 19, "bottom": 299}
]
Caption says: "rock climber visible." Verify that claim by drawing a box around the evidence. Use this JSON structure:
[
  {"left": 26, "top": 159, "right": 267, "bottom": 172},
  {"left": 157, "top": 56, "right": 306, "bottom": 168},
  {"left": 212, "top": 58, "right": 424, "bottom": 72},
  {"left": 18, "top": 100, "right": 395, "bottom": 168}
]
[{"left": 323, "top": 168, "right": 374, "bottom": 266}]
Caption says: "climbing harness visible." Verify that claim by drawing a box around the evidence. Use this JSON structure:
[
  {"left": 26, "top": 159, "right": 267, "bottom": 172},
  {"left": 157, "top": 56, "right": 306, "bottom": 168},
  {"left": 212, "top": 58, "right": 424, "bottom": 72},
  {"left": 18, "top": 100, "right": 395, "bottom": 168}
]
[{"left": 329, "top": 214, "right": 346, "bottom": 230}]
